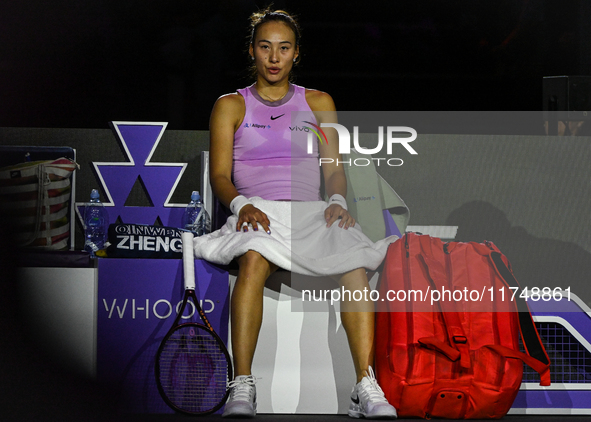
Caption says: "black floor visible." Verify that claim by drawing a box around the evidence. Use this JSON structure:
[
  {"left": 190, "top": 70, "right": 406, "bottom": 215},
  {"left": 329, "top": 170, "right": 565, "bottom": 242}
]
[{"left": 78, "top": 413, "right": 591, "bottom": 422}]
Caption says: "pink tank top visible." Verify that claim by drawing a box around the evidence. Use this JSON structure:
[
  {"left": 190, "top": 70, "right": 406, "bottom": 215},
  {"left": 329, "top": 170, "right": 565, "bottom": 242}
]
[{"left": 233, "top": 84, "right": 321, "bottom": 201}]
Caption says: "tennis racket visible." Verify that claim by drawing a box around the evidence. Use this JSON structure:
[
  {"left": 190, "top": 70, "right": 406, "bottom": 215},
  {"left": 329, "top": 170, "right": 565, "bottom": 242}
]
[{"left": 155, "top": 231, "right": 233, "bottom": 415}]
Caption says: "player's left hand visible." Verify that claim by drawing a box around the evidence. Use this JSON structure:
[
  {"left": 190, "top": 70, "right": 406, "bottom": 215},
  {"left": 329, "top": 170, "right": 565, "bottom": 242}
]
[{"left": 324, "top": 203, "right": 355, "bottom": 229}]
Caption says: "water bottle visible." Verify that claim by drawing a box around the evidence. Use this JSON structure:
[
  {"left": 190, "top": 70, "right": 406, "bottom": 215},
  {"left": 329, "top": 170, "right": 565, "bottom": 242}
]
[
  {"left": 84, "top": 189, "right": 109, "bottom": 257},
  {"left": 181, "top": 191, "right": 211, "bottom": 236}
]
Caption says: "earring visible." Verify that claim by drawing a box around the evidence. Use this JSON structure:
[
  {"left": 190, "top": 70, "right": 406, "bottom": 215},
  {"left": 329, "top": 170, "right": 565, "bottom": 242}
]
[
  {"left": 293, "top": 58, "right": 296, "bottom": 62},
  {"left": 251, "top": 56, "right": 254, "bottom": 61}
]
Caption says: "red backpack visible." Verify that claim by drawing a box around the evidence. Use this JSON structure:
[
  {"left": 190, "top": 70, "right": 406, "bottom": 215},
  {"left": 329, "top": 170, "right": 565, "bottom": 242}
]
[{"left": 375, "top": 233, "right": 551, "bottom": 419}]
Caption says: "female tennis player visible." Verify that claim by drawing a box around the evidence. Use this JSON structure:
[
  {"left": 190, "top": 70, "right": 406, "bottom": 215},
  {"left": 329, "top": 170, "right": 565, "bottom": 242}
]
[{"left": 194, "top": 8, "right": 398, "bottom": 419}]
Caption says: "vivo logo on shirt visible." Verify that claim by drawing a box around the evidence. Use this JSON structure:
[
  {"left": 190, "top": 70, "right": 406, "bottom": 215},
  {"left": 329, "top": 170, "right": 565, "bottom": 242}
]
[{"left": 289, "top": 126, "right": 311, "bottom": 132}]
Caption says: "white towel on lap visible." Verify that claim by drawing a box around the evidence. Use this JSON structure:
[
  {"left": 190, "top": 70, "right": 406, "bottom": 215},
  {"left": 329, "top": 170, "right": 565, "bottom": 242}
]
[{"left": 193, "top": 197, "right": 399, "bottom": 277}]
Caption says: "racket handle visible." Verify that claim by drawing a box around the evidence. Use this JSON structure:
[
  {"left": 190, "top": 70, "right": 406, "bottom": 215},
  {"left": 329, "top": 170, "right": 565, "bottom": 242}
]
[{"left": 182, "top": 231, "right": 196, "bottom": 291}]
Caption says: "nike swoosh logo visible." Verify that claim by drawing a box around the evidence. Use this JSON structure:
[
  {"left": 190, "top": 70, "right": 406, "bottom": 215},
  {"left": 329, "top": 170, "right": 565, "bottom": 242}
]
[
  {"left": 270, "top": 114, "right": 285, "bottom": 120},
  {"left": 351, "top": 395, "right": 360, "bottom": 404}
]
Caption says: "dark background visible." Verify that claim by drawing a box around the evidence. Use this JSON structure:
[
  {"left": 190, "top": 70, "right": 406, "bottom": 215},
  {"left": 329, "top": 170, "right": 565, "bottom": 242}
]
[
  {"left": 1, "top": 0, "right": 590, "bottom": 131},
  {"left": 3, "top": 2, "right": 591, "bottom": 421}
]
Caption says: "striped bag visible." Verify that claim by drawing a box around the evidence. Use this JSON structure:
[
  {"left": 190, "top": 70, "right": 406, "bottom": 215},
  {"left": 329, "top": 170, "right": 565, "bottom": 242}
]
[{"left": 0, "top": 157, "right": 78, "bottom": 250}]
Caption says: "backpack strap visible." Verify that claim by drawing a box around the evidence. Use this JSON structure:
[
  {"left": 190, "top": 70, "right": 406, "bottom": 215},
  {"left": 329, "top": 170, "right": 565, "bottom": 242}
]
[
  {"left": 484, "top": 344, "right": 551, "bottom": 378},
  {"left": 417, "top": 251, "right": 471, "bottom": 369},
  {"left": 488, "top": 250, "right": 551, "bottom": 386}
]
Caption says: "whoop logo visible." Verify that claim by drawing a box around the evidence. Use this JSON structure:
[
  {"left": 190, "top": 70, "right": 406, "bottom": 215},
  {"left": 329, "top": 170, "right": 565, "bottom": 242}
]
[
  {"left": 102, "top": 297, "right": 215, "bottom": 320},
  {"left": 306, "top": 124, "right": 417, "bottom": 167}
]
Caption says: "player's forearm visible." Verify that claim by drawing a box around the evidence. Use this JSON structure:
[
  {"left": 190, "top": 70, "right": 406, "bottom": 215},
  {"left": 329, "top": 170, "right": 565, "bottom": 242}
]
[
  {"left": 324, "top": 170, "right": 347, "bottom": 199},
  {"left": 210, "top": 174, "right": 240, "bottom": 209}
]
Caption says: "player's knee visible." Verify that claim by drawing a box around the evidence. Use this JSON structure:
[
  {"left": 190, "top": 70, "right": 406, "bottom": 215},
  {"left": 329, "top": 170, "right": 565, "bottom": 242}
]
[
  {"left": 239, "top": 250, "right": 264, "bottom": 265},
  {"left": 238, "top": 250, "right": 274, "bottom": 275},
  {"left": 337, "top": 267, "right": 369, "bottom": 290}
]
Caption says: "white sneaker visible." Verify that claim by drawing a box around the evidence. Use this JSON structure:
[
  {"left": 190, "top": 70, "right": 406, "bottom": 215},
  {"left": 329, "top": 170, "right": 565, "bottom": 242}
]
[
  {"left": 349, "top": 367, "right": 397, "bottom": 419},
  {"left": 222, "top": 375, "right": 257, "bottom": 418}
]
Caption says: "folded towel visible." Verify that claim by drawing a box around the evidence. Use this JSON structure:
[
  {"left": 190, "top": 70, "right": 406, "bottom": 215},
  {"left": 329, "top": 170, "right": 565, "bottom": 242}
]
[{"left": 193, "top": 198, "right": 399, "bottom": 277}]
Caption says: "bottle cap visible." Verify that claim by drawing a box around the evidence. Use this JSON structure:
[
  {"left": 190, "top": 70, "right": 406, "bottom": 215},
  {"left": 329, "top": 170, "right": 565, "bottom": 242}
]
[
  {"left": 91, "top": 189, "right": 100, "bottom": 200},
  {"left": 191, "top": 191, "right": 200, "bottom": 201}
]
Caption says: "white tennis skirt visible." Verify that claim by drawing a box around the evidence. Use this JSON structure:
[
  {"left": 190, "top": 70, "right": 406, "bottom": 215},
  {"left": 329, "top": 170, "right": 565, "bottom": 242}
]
[{"left": 193, "top": 197, "right": 399, "bottom": 277}]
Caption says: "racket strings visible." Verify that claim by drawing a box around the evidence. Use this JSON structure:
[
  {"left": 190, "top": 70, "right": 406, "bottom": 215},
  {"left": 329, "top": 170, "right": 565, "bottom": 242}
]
[{"left": 158, "top": 325, "right": 230, "bottom": 413}]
